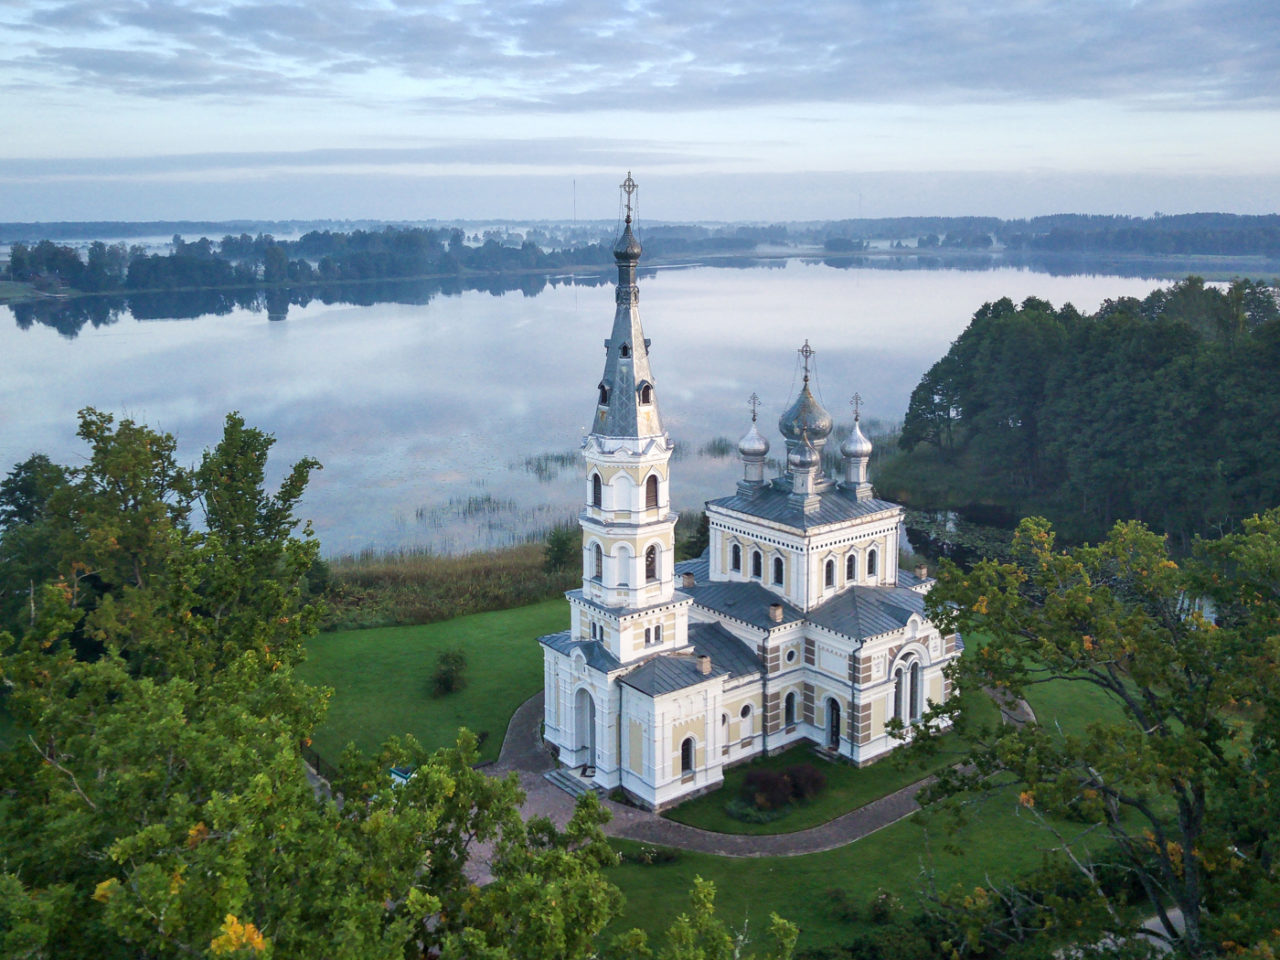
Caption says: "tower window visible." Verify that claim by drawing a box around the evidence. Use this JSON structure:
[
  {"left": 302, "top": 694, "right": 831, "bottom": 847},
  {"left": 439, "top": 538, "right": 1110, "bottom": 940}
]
[
  {"left": 731, "top": 544, "right": 742, "bottom": 572},
  {"left": 846, "top": 553, "right": 856, "bottom": 581},
  {"left": 639, "top": 383, "right": 653, "bottom": 404},
  {"left": 598, "top": 383, "right": 609, "bottom": 405},
  {"left": 645, "top": 475, "right": 658, "bottom": 509},
  {"left": 654, "top": 624, "right": 662, "bottom": 643},
  {"left": 751, "top": 550, "right": 762, "bottom": 579},
  {"left": 645, "top": 627, "right": 651, "bottom": 645},
  {"left": 867, "top": 548, "right": 878, "bottom": 579},
  {"left": 773, "top": 556, "right": 784, "bottom": 586},
  {"left": 620, "top": 343, "right": 631, "bottom": 357},
  {"left": 591, "top": 473, "right": 602, "bottom": 508},
  {"left": 785, "top": 691, "right": 796, "bottom": 726},
  {"left": 825, "top": 559, "right": 835, "bottom": 588},
  {"left": 592, "top": 543, "right": 603, "bottom": 580},
  {"left": 645, "top": 545, "right": 658, "bottom": 582}
]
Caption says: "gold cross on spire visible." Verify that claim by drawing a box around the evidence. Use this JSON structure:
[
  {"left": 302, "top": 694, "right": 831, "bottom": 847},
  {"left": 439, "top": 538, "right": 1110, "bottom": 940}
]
[
  {"left": 621, "top": 171, "right": 637, "bottom": 223},
  {"left": 850, "top": 392, "right": 863, "bottom": 421},
  {"left": 747, "top": 391, "right": 761, "bottom": 423},
  {"left": 799, "top": 340, "right": 814, "bottom": 382}
]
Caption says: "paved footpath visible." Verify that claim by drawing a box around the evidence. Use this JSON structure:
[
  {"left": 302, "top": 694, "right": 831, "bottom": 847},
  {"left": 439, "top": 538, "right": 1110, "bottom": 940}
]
[{"left": 489, "top": 692, "right": 933, "bottom": 859}]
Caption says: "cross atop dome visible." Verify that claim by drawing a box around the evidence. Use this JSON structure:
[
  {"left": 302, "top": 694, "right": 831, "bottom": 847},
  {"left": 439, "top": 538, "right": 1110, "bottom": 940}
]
[
  {"left": 748, "top": 391, "right": 761, "bottom": 423},
  {"left": 850, "top": 392, "right": 863, "bottom": 421},
  {"left": 799, "top": 340, "right": 815, "bottom": 383},
  {"left": 621, "top": 171, "right": 637, "bottom": 224}
]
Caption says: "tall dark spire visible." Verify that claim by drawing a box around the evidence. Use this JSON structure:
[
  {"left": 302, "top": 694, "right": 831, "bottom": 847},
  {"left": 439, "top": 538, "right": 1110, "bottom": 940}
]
[{"left": 592, "top": 172, "right": 665, "bottom": 441}]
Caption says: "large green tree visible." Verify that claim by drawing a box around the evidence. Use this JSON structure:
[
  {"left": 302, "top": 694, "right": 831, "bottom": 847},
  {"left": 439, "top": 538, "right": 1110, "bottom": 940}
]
[
  {"left": 0, "top": 409, "right": 796, "bottom": 959},
  {"left": 912, "top": 511, "right": 1280, "bottom": 958}
]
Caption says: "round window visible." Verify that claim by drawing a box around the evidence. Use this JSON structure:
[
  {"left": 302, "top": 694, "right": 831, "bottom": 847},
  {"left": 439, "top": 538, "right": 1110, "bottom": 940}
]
[
  {"left": 740, "top": 704, "right": 751, "bottom": 719},
  {"left": 785, "top": 649, "right": 797, "bottom": 663}
]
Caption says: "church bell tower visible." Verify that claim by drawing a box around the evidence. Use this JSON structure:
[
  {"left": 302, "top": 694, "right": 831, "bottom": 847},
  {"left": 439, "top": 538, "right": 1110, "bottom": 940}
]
[{"left": 574, "top": 173, "right": 691, "bottom": 664}]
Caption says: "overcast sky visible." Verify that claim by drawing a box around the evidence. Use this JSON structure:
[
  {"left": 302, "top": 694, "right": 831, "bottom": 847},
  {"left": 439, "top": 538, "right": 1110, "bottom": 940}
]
[{"left": 2, "top": 0, "right": 1278, "bottom": 222}]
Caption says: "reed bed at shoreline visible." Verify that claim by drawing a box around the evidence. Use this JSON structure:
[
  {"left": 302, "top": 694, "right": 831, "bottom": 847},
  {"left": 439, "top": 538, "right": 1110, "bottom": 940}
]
[{"left": 322, "top": 541, "right": 578, "bottom": 631}]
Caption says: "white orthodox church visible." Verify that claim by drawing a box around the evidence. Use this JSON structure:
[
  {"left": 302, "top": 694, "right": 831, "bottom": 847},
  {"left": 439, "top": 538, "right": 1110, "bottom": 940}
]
[{"left": 539, "top": 178, "right": 960, "bottom": 811}]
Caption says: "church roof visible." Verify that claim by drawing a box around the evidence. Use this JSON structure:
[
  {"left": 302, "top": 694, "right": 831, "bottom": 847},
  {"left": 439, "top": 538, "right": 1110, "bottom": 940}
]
[
  {"left": 708, "top": 485, "right": 901, "bottom": 531},
  {"left": 619, "top": 622, "right": 762, "bottom": 696},
  {"left": 675, "top": 566, "right": 806, "bottom": 631},
  {"left": 807, "top": 584, "right": 927, "bottom": 640},
  {"left": 537, "top": 631, "right": 623, "bottom": 673}
]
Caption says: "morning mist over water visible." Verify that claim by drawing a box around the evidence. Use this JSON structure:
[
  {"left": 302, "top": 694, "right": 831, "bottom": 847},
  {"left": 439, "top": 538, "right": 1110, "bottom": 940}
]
[{"left": 2, "top": 261, "right": 1169, "bottom": 555}]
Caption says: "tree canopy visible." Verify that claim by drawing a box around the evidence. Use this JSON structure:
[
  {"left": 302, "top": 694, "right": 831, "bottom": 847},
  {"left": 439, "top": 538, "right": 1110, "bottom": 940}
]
[
  {"left": 887, "top": 278, "right": 1280, "bottom": 549},
  {"left": 910, "top": 511, "right": 1280, "bottom": 958},
  {"left": 0, "top": 410, "right": 797, "bottom": 959}
]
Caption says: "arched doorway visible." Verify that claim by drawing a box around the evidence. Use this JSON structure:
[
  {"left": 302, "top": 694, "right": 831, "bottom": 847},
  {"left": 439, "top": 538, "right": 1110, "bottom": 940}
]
[
  {"left": 826, "top": 697, "right": 841, "bottom": 749},
  {"left": 574, "top": 688, "right": 596, "bottom": 771}
]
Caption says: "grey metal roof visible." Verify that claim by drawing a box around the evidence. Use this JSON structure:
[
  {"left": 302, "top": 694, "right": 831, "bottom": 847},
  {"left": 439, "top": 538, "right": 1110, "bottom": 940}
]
[
  {"left": 682, "top": 578, "right": 805, "bottom": 630},
  {"left": 674, "top": 557, "right": 710, "bottom": 581},
  {"left": 619, "top": 622, "right": 762, "bottom": 697},
  {"left": 538, "top": 631, "right": 623, "bottom": 673},
  {"left": 807, "top": 585, "right": 926, "bottom": 640},
  {"left": 708, "top": 486, "right": 901, "bottom": 531}
]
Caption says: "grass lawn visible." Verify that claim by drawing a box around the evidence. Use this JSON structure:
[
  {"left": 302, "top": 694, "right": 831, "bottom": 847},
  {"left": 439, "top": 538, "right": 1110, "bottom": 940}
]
[
  {"left": 609, "top": 672, "right": 1124, "bottom": 951},
  {"left": 663, "top": 689, "right": 1002, "bottom": 835},
  {"left": 0, "top": 280, "right": 39, "bottom": 304},
  {"left": 297, "top": 597, "right": 567, "bottom": 764},
  {"left": 607, "top": 789, "right": 1079, "bottom": 952}
]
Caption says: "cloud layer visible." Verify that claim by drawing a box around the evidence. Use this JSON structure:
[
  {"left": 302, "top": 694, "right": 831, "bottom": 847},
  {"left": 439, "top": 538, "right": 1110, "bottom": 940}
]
[{"left": 4, "top": 0, "right": 1277, "bottom": 111}]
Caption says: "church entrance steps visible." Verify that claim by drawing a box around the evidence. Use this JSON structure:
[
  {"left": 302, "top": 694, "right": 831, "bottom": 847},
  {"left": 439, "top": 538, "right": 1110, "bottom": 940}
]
[{"left": 544, "top": 767, "right": 609, "bottom": 800}]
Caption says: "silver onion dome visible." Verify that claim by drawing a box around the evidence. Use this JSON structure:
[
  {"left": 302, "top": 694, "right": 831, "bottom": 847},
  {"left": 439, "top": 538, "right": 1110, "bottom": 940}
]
[
  {"left": 738, "top": 422, "right": 770, "bottom": 459},
  {"left": 614, "top": 220, "right": 642, "bottom": 261},
  {"left": 778, "top": 382, "right": 833, "bottom": 444},
  {"left": 788, "top": 433, "right": 820, "bottom": 471},
  {"left": 841, "top": 419, "right": 873, "bottom": 459}
]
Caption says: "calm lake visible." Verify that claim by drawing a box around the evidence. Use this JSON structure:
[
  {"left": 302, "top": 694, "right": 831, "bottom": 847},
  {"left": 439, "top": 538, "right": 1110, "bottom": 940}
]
[{"left": 1, "top": 261, "right": 1170, "bottom": 555}]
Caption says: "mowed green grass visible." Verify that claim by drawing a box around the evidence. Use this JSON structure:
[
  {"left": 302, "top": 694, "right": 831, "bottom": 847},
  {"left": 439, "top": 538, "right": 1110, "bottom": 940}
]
[
  {"left": 297, "top": 598, "right": 567, "bottom": 764},
  {"left": 608, "top": 790, "right": 1073, "bottom": 951},
  {"left": 664, "top": 689, "right": 1001, "bottom": 834},
  {"left": 610, "top": 674, "right": 1121, "bottom": 951}
]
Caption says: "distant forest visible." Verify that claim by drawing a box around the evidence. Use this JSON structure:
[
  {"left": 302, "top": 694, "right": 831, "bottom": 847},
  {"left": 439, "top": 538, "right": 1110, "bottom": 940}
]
[
  {"left": 4, "top": 211, "right": 1280, "bottom": 298},
  {"left": 879, "top": 276, "right": 1280, "bottom": 550}
]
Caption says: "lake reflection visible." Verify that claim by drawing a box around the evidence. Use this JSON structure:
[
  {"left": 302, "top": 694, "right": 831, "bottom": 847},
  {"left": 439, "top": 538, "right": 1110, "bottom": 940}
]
[{"left": 1, "top": 262, "right": 1168, "bottom": 555}]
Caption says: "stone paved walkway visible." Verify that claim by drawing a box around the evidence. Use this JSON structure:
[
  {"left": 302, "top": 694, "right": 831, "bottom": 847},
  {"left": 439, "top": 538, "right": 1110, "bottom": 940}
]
[{"left": 489, "top": 692, "right": 933, "bottom": 858}]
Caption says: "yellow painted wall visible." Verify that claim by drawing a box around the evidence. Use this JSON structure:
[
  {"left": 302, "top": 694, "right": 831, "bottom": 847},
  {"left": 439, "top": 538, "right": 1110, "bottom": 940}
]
[{"left": 628, "top": 719, "right": 644, "bottom": 775}]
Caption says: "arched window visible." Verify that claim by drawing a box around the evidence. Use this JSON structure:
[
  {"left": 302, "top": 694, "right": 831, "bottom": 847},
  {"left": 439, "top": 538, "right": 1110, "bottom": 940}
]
[
  {"left": 739, "top": 703, "right": 753, "bottom": 738},
  {"left": 639, "top": 382, "right": 653, "bottom": 404},
  {"left": 751, "top": 550, "right": 762, "bottom": 579},
  {"left": 731, "top": 544, "right": 742, "bottom": 572},
  {"left": 824, "top": 559, "right": 835, "bottom": 588},
  {"left": 591, "top": 473, "right": 602, "bottom": 508},
  {"left": 654, "top": 624, "right": 662, "bottom": 643},
  {"left": 598, "top": 383, "right": 609, "bottom": 405},
  {"left": 644, "top": 627, "right": 651, "bottom": 645},
  {"left": 680, "top": 737, "right": 695, "bottom": 776},
  {"left": 784, "top": 692, "right": 796, "bottom": 727},
  {"left": 592, "top": 543, "right": 603, "bottom": 580},
  {"left": 846, "top": 553, "right": 856, "bottom": 581},
  {"left": 645, "top": 474, "right": 659, "bottom": 509},
  {"left": 645, "top": 545, "right": 657, "bottom": 582},
  {"left": 867, "top": 548, "right": 878, "bottom": 580},
  {"left": 909, "top": 662, "right": 922, "bottom": 723},
  {"left": 893, "top": 666, "right": 905, "bottom": 722},
  {"left": 620, "top": 343, "right": 630, "bottom": 357},
  {"left": 590, "top": 621, "right": 597, "bottom": 639},
  {"left": 773, "top": 556, "right": 784, "bottom": 586}
]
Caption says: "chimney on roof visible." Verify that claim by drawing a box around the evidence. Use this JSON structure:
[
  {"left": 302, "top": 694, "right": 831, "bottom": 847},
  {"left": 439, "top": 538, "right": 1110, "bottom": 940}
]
[
  {"left": 697, "top": 654, "right": 711, "bottom": 675},
  {"left": 915, "top": 563, "right": 929, "bottom": 580},
  {"left": 682, "top": 571, "right": 696, "bottom": 588},
  {"left": 768, "top": 603, "right": 783, "bottom": 623}
]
